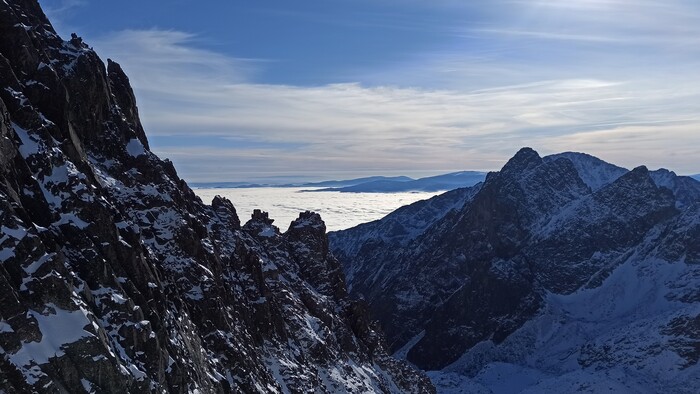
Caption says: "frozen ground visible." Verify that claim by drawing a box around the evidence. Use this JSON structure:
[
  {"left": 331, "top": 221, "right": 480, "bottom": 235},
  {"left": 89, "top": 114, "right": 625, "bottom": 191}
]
[{"left": 193, "top": 187, "right": 441, "bottom": 231}]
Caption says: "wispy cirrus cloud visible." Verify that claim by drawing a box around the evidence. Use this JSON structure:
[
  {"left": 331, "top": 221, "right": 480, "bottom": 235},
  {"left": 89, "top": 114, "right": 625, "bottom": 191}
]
[
  {"left": 88, "top": 0, "right": 700, "bottom": 181},
  {"left": 40, "top": 0, "right": 87, "bottom": 36},
  {"left": 468, "top": 0, "right": 700, "bottom": 48},
  {"left": 41, "top": 0, "right": 86, "bottom": 15}
]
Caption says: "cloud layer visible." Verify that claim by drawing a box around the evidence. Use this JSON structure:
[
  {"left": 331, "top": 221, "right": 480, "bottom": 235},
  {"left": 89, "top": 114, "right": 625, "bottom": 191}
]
[{"left": 88, "top": 0, "right": 700, "bottom": 182}]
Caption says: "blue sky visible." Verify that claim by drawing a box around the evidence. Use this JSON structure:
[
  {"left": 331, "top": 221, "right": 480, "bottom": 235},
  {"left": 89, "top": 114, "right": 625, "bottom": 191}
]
[{"left": 40, "top": 0, "right": 700, "bottom": 181}]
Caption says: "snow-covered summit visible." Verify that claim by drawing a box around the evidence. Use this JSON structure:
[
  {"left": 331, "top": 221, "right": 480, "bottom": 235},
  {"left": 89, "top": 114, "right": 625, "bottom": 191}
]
[{"left": 544, "top": 151, "right": 627, "bottom": 191}]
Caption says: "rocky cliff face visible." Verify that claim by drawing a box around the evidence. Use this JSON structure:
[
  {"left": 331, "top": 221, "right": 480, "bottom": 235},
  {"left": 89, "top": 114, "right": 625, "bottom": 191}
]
[
  {"left": 331, "top": 148, "right": 700, "bottom": 392},
  {"left": 0, "top": 1, "right": 433, "bottom": 392}
]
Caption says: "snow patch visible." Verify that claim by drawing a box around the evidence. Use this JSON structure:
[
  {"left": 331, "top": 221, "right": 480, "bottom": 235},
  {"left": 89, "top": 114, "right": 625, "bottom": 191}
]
[
  {"left": 258, "top": 227, "right": 277, "bottom": 237},
  {"left": 9, "top": 305, "right": 94, "bottom": 369},
  {"left": 110, "top": 293, "right": 127, "bottom": 304},
  {"left": 186, "top": 285, "right": 204, "bottom": 301},
  {"left": 12, "top": 123, "right": 40, "bottom": 158},
  {"left": 0, "top": 321, "right": 14, "bottom": 333},
  {"left": 0, "top": 247, "right": 15, "bottom": 262},
  {"left": 23, "top": 253, "right": 54, "bottom": 275},
  {"left": 80, "top": 378, "right": 95, "bottom": 393},
  {"left": 54, "top": 213, "right": 90, "bottom": 229},
  {"left": 2, "top": 225, "right": 27, "bottom": 240}
]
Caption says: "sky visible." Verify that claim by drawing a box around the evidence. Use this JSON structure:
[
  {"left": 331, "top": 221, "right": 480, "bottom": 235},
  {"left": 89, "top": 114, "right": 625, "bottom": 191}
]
[{"left": 39, "top": 0, "right": 700, "bottom": 182}]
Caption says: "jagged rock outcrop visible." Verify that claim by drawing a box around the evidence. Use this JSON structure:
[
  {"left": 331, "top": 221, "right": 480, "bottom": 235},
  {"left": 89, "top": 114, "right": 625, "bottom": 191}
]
[
  {"left": 331, "top": 148, "right": 700, "bottom": 392},
  {"left": 0, "top": 1, "right": 433, "bottom": 392}
]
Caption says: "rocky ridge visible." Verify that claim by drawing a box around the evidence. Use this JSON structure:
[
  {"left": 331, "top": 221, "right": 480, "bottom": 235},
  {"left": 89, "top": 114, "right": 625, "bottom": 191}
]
[
  {"left": 0, "top": 1, "right": 433, "bottom": 392},
  {"left": 331, "top": 148, "right": 700, "bottom": 392}
]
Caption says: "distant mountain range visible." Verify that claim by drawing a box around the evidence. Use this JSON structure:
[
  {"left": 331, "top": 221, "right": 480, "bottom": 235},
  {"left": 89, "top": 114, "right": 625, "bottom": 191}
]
[
  {"left": 692, "top": 174, "right": 700, "bottom": 181},
  {"left": 191, "top": 171, "right": 487, "bottom": 193},
  {"left": 305, "top": 171, "right": 486, "bottom": 193},
  {"left": 190, "top": 175, "right": 413, "bottom": 189}
]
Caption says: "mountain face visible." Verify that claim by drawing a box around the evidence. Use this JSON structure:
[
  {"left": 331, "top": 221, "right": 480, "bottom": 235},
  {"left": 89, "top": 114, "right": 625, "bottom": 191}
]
[
  {"left": 329, "top": 185, "right": 482, "bottom": 295},
  {"left": 331, "top": 148, "right": 700, "bottom": 392},
  {"left": 0, "top": 1, "right": 433, "bottom": 393}
]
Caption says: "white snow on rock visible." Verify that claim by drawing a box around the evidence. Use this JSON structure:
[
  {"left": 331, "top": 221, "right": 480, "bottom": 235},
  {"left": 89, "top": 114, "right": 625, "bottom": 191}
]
[
  {"left": 1, "top": 225, "right": 27, "bottom": 240},
  {"left": 54, "top": 213, "right": 90, "bottom": 229},
  {"left": 258, "top": 227, "right": 277, "bottom": 237},
  {"left": 0, "top": 321, "right": 14, "bottom": 333},
  {"left": 22, "top": 252, "right": 54, "bottom": 275},
  {"left": 9, "top": 304, "right": 94, "bottom": 371},
  {"left": 545, "top": 151, "right": 627, "bottom": 191},
  {"left": 185, "top": 285, "right": 203, "bottom": 301},
  {"left": 80, "top": 378, "right": 95, "bottom": 393},
  {"left": 12, "top": 123, "right": 40, "bottom": 158},
  {"left": 0, "top": 247, "right": 15, "bottom": 262}
]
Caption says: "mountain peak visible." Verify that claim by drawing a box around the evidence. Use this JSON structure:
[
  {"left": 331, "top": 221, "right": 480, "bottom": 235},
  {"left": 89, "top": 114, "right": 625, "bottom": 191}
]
[
  {"left": 544, "top": 151, "right": 627, "bottom": 191},
  {"left": 653, "top": 167, "right": 677, "bottom": 177},
  {"left": 289, "top": 210, "right": 326, "bottom": 232},
  {"left": 331, "top": 149, "right": 698, "bottom": 388},
  {"left": 501, "top": 147, "right": 542, "bottom": 175},
  {"left": 631, "top": 165, "right": 649, "bottom": 173},
  {"left": 243, "top": 209, "right": 276, "bottom": 235},
  {"left": 600, "top": 165, "right": 657, "bottom": 195},
  {"left": 211, "top": 195, "right": 241, "bottom": 230}
]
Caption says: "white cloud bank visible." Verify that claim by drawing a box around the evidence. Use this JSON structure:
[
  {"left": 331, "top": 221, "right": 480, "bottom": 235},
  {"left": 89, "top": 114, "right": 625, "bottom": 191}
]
[{"left": 91, "top": 1, "right": 700, "bottom": 181}]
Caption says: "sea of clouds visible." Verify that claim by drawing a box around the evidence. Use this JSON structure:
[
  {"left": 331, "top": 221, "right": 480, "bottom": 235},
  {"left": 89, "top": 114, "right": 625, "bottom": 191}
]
[{"left": 194, "top": 187, "right": 440, "bottom": 232}]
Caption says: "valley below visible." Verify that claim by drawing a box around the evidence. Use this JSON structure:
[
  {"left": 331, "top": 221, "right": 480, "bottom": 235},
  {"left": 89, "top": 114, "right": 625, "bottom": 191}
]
[{"left": 193, "top": 187, "right": 441, "bottom": 231}]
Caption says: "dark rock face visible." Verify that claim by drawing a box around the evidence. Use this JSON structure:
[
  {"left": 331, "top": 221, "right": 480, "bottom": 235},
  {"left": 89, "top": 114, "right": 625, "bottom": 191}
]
[
  {"left": 528, "top": 166, "right": 677, "bottom": 293},
  {"left": 0, "top": 1, "right": 433, "bottom": 392},
  {"left": 329, "top": 184, "right": 482, "bottom": 297},
  {"left": 332, "top": 148, "right": 700, "bottom": 391}
]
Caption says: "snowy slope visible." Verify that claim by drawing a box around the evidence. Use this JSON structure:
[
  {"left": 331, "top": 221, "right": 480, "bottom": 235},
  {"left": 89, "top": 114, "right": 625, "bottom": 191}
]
[
  {"left": 649, "top": 168, "right": 700, "bottom": 207},
  {"left": 329, "top": 185, "right": 481, "bottom": 293},
  {"left": 434, "top": 249, "right": 700, "bottom": 393},
  {"left": 544, "top": 151, "right": 627, "bottom": 191}
]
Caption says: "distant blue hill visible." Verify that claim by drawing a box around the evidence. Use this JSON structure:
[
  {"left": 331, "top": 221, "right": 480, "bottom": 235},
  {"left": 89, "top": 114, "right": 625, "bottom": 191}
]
[
  {"left": 190, "top": 176, "right": 413, "bottom": 189},
  {"left": 189, "top": 181, "right": 260, "bottom": 188},
  {"left": 692, "top": 174, "right": 700, "bottom": 181},
  {"left": 305, "top": 171, "right": 487, "bottom": 193},
  {"left": 297, "top": 176, "right": 413, "bottom": 188}
]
